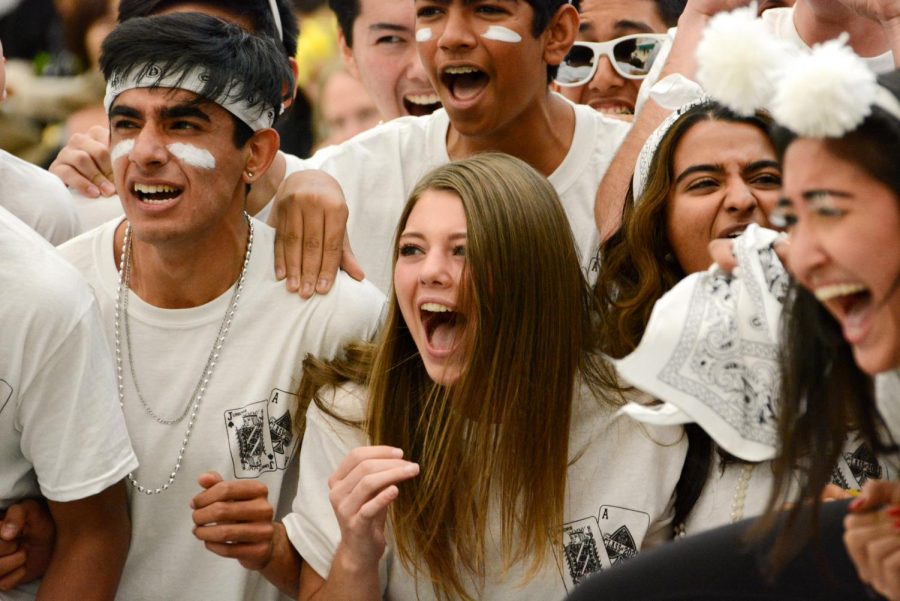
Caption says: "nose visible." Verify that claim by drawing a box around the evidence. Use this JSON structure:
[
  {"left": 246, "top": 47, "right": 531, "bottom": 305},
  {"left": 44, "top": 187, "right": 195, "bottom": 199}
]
[
  {"left": 785, "top": 218, "right": 827, "bottom": 283},
  {"left": 722, "top": 176, "right": 761, "bottom": 217},
  {"left": 129, "top": 126, "right": 169, "bottom": 169},
  {"left": 418, "top": 248, "right": 452, "bottom": 287},
  {"left": 437, "top": 9, "right": 476, "bottom": 51},
  {"left": 587, "top": 56, "right": 625, "bottom": 94},
  {"left": 407, "top": 45, "right": 432, "bottom": 86}
]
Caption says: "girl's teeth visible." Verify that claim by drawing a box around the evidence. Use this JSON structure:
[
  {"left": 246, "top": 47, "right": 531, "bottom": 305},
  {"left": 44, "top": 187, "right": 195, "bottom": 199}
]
[
  {"left": 421, "top": 302, "right": 451, "bottom": 312},
  {"left": 815, "top": 283, "right": 867, "bottom": 302}
]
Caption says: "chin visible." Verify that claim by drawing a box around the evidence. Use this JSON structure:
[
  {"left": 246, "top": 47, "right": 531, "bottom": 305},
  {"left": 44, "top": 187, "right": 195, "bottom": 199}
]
[{"left": 424, "top": 364, "right": 462, "bottom": 387}]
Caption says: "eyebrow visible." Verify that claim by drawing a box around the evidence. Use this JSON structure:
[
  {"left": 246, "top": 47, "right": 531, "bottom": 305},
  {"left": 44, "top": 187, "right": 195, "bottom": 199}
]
[
  {"left": 160, "top": 104, "right": 211, "bottom": 122},
  {"left": 108, "top": 103, "right": 212, "bottom": 122},
  {"left": 369, "top": 22, "right": 412, "bottom": 33},
  {"left": 674, "top": 160, "right": 780, "bottom": 185},
  {"left": 399, "top": 232, "right": 468, "bottom": 241},
  {"left": 802, "top": 190, "right": 854, "bottom": 201}
]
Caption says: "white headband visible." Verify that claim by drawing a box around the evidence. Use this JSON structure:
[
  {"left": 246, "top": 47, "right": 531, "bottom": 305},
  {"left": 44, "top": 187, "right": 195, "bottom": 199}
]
[
  {"left": 696, "top": 6, "right": 900, "bottom": 138},
  {"left": 632, "top": 74, "right": 710, "bottom": 201},
  {"left": 104, "top": 64, "right": 279, "bottom": 132}
]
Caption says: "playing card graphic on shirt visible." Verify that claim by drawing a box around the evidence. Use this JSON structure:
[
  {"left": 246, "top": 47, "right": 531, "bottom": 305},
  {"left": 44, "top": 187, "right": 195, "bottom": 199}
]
[
  {"left": 560, "top": 516, "right": 612, "bottom": 591},
  {"left": 0, "top": 379, "right": 11, "bottom": 416},
  {"left": 559, "top": 506, "right": 650, "bottom": 592},
  {"left": 598, "top": 505, "right": 648, "bottom": 565},
  {"left": 224, "top": 388, "right": 298, "bottom": 478}
]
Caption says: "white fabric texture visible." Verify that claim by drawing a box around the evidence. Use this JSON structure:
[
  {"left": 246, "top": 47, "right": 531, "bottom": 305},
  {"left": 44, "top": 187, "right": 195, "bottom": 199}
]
[
  {"left": 284, "top": 381, "right": 686, "bottom": 600},
  {"left": 634, "top": 8, "right": 894, "bottom": 115},
  {"left": 58, "top": 218, "right": 385, "bottom": 601},
  {"left": 876, "top": 370, "right": 900, "bottom": 443},
  {"left": 0, "top": 207, "right": 137, "bottom": 600},
  {"left": 0, "top": 149, "right": 81, "bottom": 245},
  {"left": 306, "top": 101, "right": 630, "bottom": 293},
  {"left": 617, "top": 226, "right": 789, "bottom": 462}
]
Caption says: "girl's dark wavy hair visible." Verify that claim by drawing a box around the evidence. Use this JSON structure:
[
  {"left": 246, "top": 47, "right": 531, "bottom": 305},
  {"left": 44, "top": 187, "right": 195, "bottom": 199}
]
[
  {"left": 100, "top": 13, "right": 293, "bottom": 147},
  {"left": 760, "top": 68, "right": 900, "bottom": 571}
]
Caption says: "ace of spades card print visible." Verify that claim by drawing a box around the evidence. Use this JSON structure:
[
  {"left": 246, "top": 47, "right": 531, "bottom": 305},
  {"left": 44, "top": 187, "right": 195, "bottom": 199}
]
[
  {"left": 559, "top": 506, "right": 650, "bottom": 592},
  {"left": 224, "top": 388, "right": 298, "bottom": 478}
]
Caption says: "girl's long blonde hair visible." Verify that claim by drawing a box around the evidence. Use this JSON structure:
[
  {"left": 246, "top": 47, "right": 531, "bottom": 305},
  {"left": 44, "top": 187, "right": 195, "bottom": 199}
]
[{"left": 300, "top": 153, "right": 618, "bottom": 599}]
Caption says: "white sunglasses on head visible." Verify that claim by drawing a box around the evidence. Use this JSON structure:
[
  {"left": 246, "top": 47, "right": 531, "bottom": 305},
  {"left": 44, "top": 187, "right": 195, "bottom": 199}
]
[{"left": 555, "top": 34, "right": 668, "bottom": 87}]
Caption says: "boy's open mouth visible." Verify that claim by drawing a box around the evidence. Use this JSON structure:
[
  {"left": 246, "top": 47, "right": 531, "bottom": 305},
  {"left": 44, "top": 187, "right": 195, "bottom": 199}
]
[
  {"left": 441, "top": 66, "right": 489, "bottom": 102},
  {"left": 133, "top": 183, "right": 182, "bottom": 204}
]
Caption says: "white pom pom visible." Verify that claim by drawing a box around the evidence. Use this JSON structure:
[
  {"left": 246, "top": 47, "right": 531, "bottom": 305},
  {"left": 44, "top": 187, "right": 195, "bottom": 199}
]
[
  {"left": 771, "top": 37, "right": 876, "bottom": 138},
  {"left": 696, "top": 5, "right": 792, "bottom": 116}
]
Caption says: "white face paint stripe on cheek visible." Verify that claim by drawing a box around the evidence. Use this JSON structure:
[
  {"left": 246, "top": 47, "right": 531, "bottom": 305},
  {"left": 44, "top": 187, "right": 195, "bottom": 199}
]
[
  {"left": 110, "top": 139, "right": 135, "bottom": 163},
  {"left": 415, "top": 27, "right": 433, "bottom": 42},
  {"left": 481, "top": 26, "right": 521, "bottom": 43},
  {"left": 166, "top": 143, "right": 216, "bottom": 170}
]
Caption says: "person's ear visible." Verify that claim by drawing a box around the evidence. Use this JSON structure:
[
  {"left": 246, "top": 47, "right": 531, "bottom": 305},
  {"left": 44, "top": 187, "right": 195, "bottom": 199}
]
[
  {"left": 242, "top": 129, "right": 280, "bottom": 185},
  {"left": 543, "top": 2, "right": 578, "bottom": 68},
  {"left": 338, "top": 30, "right": 361, "bottom": 79},
  {"left": 281, "top": 57, "right": 299, "bottom": 110}
]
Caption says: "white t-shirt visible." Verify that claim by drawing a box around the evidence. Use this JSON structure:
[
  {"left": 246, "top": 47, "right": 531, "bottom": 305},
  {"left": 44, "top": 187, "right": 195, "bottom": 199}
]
[
  {"left": 0, "top": 207, "right": 137, "bottom": 601},
  {"left": 284, "top": 382, "right": 686, "bottom": 600},
  {"left": 309, "top": 102, "right": 630, "bottom": 293},
  {"left": 58, "top": 218, "right": 385, "bottom": 601},
  {"left": 0, "top": 149, "right": 81, "bottom": 245}
]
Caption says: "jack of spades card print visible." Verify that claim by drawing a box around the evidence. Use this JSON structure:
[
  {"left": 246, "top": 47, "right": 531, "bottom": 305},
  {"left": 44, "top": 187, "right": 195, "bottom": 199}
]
[
  {"left": 224, "top": 388, "right": 299, "bottom": 478},
  {"left": 559, "top": 505, "right": 649, "bottom": 592}
]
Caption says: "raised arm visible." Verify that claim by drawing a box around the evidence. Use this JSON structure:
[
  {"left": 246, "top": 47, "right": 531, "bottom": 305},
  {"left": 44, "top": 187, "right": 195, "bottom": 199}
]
[
  {"left": 837, "top": 0, "right": 900, "bottom": 65},
  {"left": 594, "top": 0, "right": 754, "bottom": 241},
  {"left": 36, "top": 481, "right": 130, "bottom": 601},
  {"left": 298, "top": 446, "right": 419, "bottom": 601}
]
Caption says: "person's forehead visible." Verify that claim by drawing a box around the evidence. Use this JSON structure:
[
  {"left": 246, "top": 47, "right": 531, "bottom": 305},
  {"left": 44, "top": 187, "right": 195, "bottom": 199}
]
[
  {"left": 579, "top": 0, "right": 662, "bottom": 38},
  {"left": 156, "top": 3, "right": 256, "bottom": 32},
  {"left": 357, "top": 0, "right": 415, "bottom": 27}
]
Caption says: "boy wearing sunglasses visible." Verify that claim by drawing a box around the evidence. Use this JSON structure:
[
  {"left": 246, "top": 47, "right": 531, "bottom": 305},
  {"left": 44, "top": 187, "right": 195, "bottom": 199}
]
[{"left": 554, "top": 0, "right": 683, "bottom": 118}]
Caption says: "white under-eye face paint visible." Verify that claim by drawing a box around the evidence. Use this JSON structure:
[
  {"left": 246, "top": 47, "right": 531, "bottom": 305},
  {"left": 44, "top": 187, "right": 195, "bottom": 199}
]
[
  {"left": 415, "top": 27, "right": 433, "bottom": 42},
  {"left": 110, "top": 139, "right": 135, "bottom": 163},
  {"left": 481, "top": 26, "right": 521, "bottom": 43},
  {"left": 166, "top": 143, "right": 216, "bottom": 170}
]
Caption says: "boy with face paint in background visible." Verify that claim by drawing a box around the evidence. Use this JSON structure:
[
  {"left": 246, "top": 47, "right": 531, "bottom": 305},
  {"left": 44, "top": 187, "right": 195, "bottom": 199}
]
[
  {"left": 29, "top": 13, "right": 384, "bottom": 601},
  {"left": 270, "top": 0, "right": 632, "bottom": 293}
]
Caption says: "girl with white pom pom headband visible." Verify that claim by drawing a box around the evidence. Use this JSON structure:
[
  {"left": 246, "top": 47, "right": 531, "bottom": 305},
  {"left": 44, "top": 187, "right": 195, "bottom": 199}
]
[{"left": 561, "top": 14, "right": 900, "bottom": 601}]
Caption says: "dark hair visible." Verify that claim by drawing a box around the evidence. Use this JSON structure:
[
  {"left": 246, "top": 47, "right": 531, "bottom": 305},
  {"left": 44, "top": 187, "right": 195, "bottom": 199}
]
[
  {"left": 101, "top": 13, "right": 293, "bottom": 147},
  {"left": 118, "top": 0, "right": 299, "bottom": 57},
  {"left": 655, "top": 0, "right": 687, "bottom": 27},
  {"left": 327, "top": 0, "right": 359, "bottom": 46},
  {"left": 329, "top": 0, "right": 569, "bottom": 80},
  {"left": 762, "top": 68, "right": 900, "bottom": 570}
]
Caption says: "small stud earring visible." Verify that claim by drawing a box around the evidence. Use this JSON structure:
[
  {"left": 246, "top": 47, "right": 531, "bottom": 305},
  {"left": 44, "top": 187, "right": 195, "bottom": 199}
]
[{"left": 246, "top": 170, "right": 254, "bottom": 179}]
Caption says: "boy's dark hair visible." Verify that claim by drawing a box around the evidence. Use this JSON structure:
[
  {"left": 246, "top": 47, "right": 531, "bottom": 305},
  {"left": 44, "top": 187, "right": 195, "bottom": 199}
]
[
  {"left": 101, "top": 13, "right": 293, "bottom": 147},
  {"left": 118, "top": 0, "right": 300, "bottom": 57},
  {"left": 656, "top": 0, "right": 687, "bottom": 27},
  {"left": 328, "top": 0, "right": 360, "bottom": 46}
]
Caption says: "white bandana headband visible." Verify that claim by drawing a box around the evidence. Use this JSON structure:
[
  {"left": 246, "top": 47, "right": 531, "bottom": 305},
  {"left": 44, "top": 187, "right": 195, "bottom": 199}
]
[
  {"left": 632, "top": 74, "right": 710, "bottom": 201},
  {"left": 104, "top": 64, "right": 279, "bottom": 132}
]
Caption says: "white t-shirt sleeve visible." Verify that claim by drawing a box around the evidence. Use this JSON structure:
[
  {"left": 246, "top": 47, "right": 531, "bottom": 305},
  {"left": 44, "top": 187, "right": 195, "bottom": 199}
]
[
  {"left": 283, "top": 384, "right": 370, "bottom": 580},
  {"left": 18, "top": 298, "right": 138, "bottom": 502}
]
